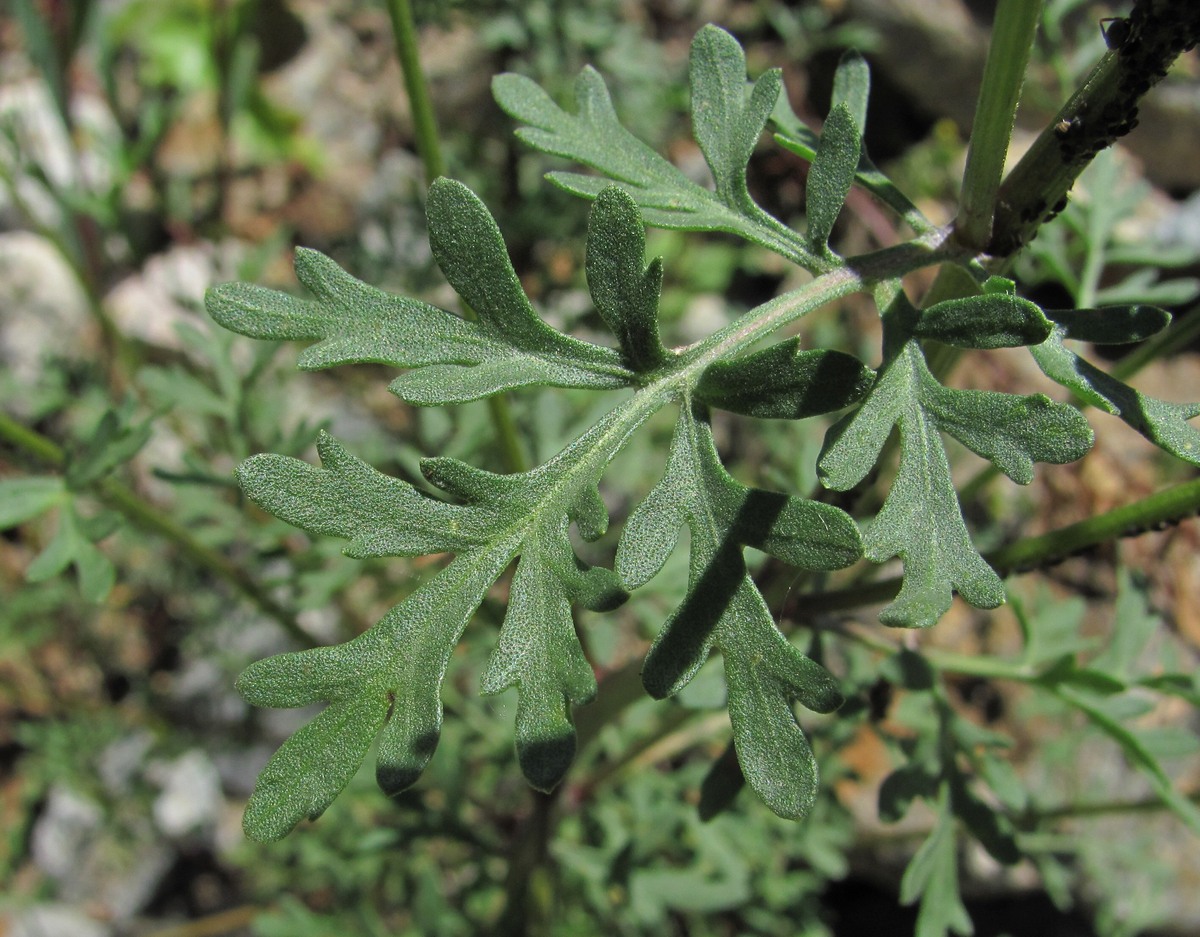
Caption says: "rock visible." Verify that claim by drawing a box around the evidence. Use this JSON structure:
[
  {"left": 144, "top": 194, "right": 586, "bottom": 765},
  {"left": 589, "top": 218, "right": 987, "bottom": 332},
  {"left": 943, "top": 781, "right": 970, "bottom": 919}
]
[
  {"left": 6, "top": 904, "right": 111, "bottom": 937},
  {"left": 148, "top": 750, "right": 223, "bottom": 838}
]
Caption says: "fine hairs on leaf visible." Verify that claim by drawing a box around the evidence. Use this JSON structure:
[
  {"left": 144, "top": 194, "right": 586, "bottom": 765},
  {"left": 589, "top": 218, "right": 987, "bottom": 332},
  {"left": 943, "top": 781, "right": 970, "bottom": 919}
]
[{"left": 206, "top": 22, "right": 1200, "bottom": 855}]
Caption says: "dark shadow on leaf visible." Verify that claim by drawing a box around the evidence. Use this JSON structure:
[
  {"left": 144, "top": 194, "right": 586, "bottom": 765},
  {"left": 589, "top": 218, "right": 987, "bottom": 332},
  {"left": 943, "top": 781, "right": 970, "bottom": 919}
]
[
  {"left": 377, "top": 728, "right": 441, "bottom": 797},
  {"left": 517, "top": 733, "right": 576, "bottom": 792}
]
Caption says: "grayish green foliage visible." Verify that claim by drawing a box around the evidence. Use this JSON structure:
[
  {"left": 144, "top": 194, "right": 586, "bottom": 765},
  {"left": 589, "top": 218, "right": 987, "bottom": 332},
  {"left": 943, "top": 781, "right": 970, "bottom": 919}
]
[
  {"left": 772, "top": 49, "right": 933, "bottom": 234},
  {"left": 695, "top": 339, "right": 873, "bottom": 419},
  {"left": 493, "top": 25, "right": 822, "bottom": 268},
  {"left": 805, "top": 104, "right": 860, "bottom": 252},
  {"left": 1032, "top": 323, "right": 1200, "bottom": 466},
  {"left": 208, "top": 180, "right": 633, "bottom": 405},
  {"left": 820, "top": 292, "right": 1093, "bottom": 627},
  {"left": 205, "top": 25, "right": 1200, "bottom": 867},
  {"left": 616, "top": 401, "right": 857, "bottom": 818}
]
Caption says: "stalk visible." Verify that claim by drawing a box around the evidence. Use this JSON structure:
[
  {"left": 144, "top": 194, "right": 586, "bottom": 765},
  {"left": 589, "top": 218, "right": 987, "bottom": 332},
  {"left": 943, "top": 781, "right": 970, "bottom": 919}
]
[
  {"left": 955, "top": 0, "right": 1043, "bottom": 250},
  {"left": 384, "top": 0, "right": 527, "bottom": 472}
]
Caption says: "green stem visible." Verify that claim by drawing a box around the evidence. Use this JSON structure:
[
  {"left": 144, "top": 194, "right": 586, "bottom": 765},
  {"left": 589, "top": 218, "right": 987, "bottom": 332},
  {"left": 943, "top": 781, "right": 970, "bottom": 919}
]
[
  {"left": 955, "top": 0, "right": 1042, "bottom": 250},
  {"left": 989, "top": 6, "right": 1200, "bottom": 255},
  {"left": 0, "top": 411, "right": 317, "bottom": 648},
  {"left": 384, "top": 0, "right": 446, "bottom": 185},
  {"left": 384, "top": 0, "right": 528, "bottom": 472},
  {"left": 1028, "top": 788, "right": 1200, "bottom": 823},
  {"left": 805, "top": 476, "right": 1200, "bottom": 614}
]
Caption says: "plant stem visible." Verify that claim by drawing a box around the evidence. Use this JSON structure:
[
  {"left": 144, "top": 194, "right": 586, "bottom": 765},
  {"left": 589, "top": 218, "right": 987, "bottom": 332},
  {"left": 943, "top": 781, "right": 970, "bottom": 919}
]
[
  {"left": 384, "top": 0, "right": 445, "bottom": 184},
  {"left": 383, "top": 0, "right": 528, "bottom": 472},
  {"left": 955, "top": 0, "right": 1042, "bottom": 250},
  {"left": 989, "top": 4, "right": 1200, "bottom": 255},
  {"left": 495, "top": 789, "right": 559, "bottom": 937},
  {"left": 0, "top": 411, "right": 317, "bottom": 648},
  {"left": 805, "top": 476, "right": 1200, "bottom": 614}
]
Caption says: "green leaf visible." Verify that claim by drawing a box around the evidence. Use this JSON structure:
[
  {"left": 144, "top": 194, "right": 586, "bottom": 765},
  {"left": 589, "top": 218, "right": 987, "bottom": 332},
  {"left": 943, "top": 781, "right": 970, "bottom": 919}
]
[
  {"left": 425, "top": 178, "right": 625, "bottom": 381},
  {"left": 820, "top": 296, "right": 1092, "bottom": 626},
  {"left": 66, "top": 407, "right": 153, "bottom": 488},
  {"left": 1044, "top": 305, "right": 1170, "bottom": 344},
  {"left": 830, "top": 49, "right": 870, "bottom": 134},
  {"left": 207, "top": 184, "right": 633, "bottom": 406},
  {"left": 689, "top": 24, "right": 782, "bottom": 213},
  {"left": 1054, "top": 685, "right": 1200, "bottom": 834},
  {"left": 695, "top": 340, "right": 873, "bottom": 419},
  {"left": 1031, "top": 323, "right": 1200, "bottom": 465},
  {"left": 235, "top": 412, "right": 648, "bottom": 838},
  {"left": 914, "top": 292, "right": 1051, "bottom": 349},
  {"left": 585, "top": 186, "right": 668, "bottom": 372},
  {"left": 492, "top": 67, "right": 729, "bottom": 231},
  {"left": 805, "top": 104, "right": 861, "bottom": 252},
  {"left": 900, "top": 796, "right": 974, "bottom": 937},
  {"left": 820, "top": 344, "right": 1001, "bottom": 628},
  {"left": 616, "top": 401, "right": 860, "bottom": 818},
  {"left": 771, "top": 54, "right": 933, "bottom": 235},
  {"left": 237, "top": 432, "right": 489, "bottom": 558},
  {"left": 22, "top": 501, "right": 115, "bottom": 602},
  {"left": 1089, "top": 567, "right": 1158, "bottom": 681},
  {"left": 0, "top": 477, "right": 64, "bottom": 528},
  {"left": 26, "top": 506, "right": 82, "bottom": 582},
  {"left": 493, "top": 35, "right": 817, "bottom": 267}
]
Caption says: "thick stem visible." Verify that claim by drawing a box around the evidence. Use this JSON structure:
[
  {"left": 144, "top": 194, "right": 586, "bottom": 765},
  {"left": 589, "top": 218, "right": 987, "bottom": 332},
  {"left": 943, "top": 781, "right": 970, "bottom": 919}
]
[
  {"left": 955, "top": 0, "right": 1042, "bottom": 250},
  {"left": 989, "top": 2, "right": 1200, "bottom": 256}
]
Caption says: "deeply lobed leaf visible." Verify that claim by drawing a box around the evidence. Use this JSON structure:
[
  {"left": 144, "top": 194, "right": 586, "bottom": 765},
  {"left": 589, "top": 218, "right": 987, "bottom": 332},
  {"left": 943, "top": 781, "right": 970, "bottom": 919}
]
[
  {"left": 494, "top": 27, "right": 819, "bottom": 267},
  {"left": 207, "top": 180, "right": 634, "bottom": 406},
  {"left": 820, "top": 294, "right": 1092, "bottom": 627},
  {"left": 617, "top": 401, "right": 860, "bottom": 818},
  {"left": 234, "top": 411, "right": 654, "bottom": 839}
]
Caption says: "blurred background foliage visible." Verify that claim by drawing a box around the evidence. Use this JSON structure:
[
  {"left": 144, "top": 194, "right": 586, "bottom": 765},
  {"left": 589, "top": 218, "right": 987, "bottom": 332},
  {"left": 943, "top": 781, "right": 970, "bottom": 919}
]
[{"left": 1, "top": 1, "right": 1199, "bottom": 935}]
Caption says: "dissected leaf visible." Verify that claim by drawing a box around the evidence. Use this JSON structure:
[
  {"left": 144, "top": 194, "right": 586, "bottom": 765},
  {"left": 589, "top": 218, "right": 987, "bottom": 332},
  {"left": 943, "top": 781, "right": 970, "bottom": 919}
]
[
  {"left": 1031, "top": 324, "right": 1200, "bottom": 465},
  {"left": 695, "top": 340, "right": 873, "bottom": 419},
  {"left": 494, "top": 29, "right": 818, "bottom": 266},
  {"left": 616, "top": 401, "right": 859, "bottom": 818},
  {"left": 23, "top": 500, "right": 115, "bottom": 602},
  {"left": 820, "top": 295, "right": 1091, "bottom": 627},
  {"left": 207, "top": 181, "right": 634, "bottom": 405},
  {"left": 235, "top": 415, "right": 648, "bottom": 839},
  {"left": 899, "top": 794, "right": 974, "bottom": 937},
  {"left": 771, "top": 51, "right": 932, "bottom": 235}
]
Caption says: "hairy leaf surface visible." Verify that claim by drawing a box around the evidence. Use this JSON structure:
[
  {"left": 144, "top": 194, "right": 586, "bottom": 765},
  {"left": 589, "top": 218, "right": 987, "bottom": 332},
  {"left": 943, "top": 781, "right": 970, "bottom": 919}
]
[
  {"left": 234, "top": 412, "right": 651, "bottom": 840},
  {"left": 207, "top": 180, "right": 632, "bottom": 405},
  {"left": 1032, "top": 324, "right": 1200, "bottom": 465},
  {"left": 819, "top": 296, "right": 1092, "bottom": 627},
  {"left": 616, "top": 401, "right": 861, "bottom": 818},
  {"left": 493, "top": 26, "right": 817, "bottom": 267}
]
